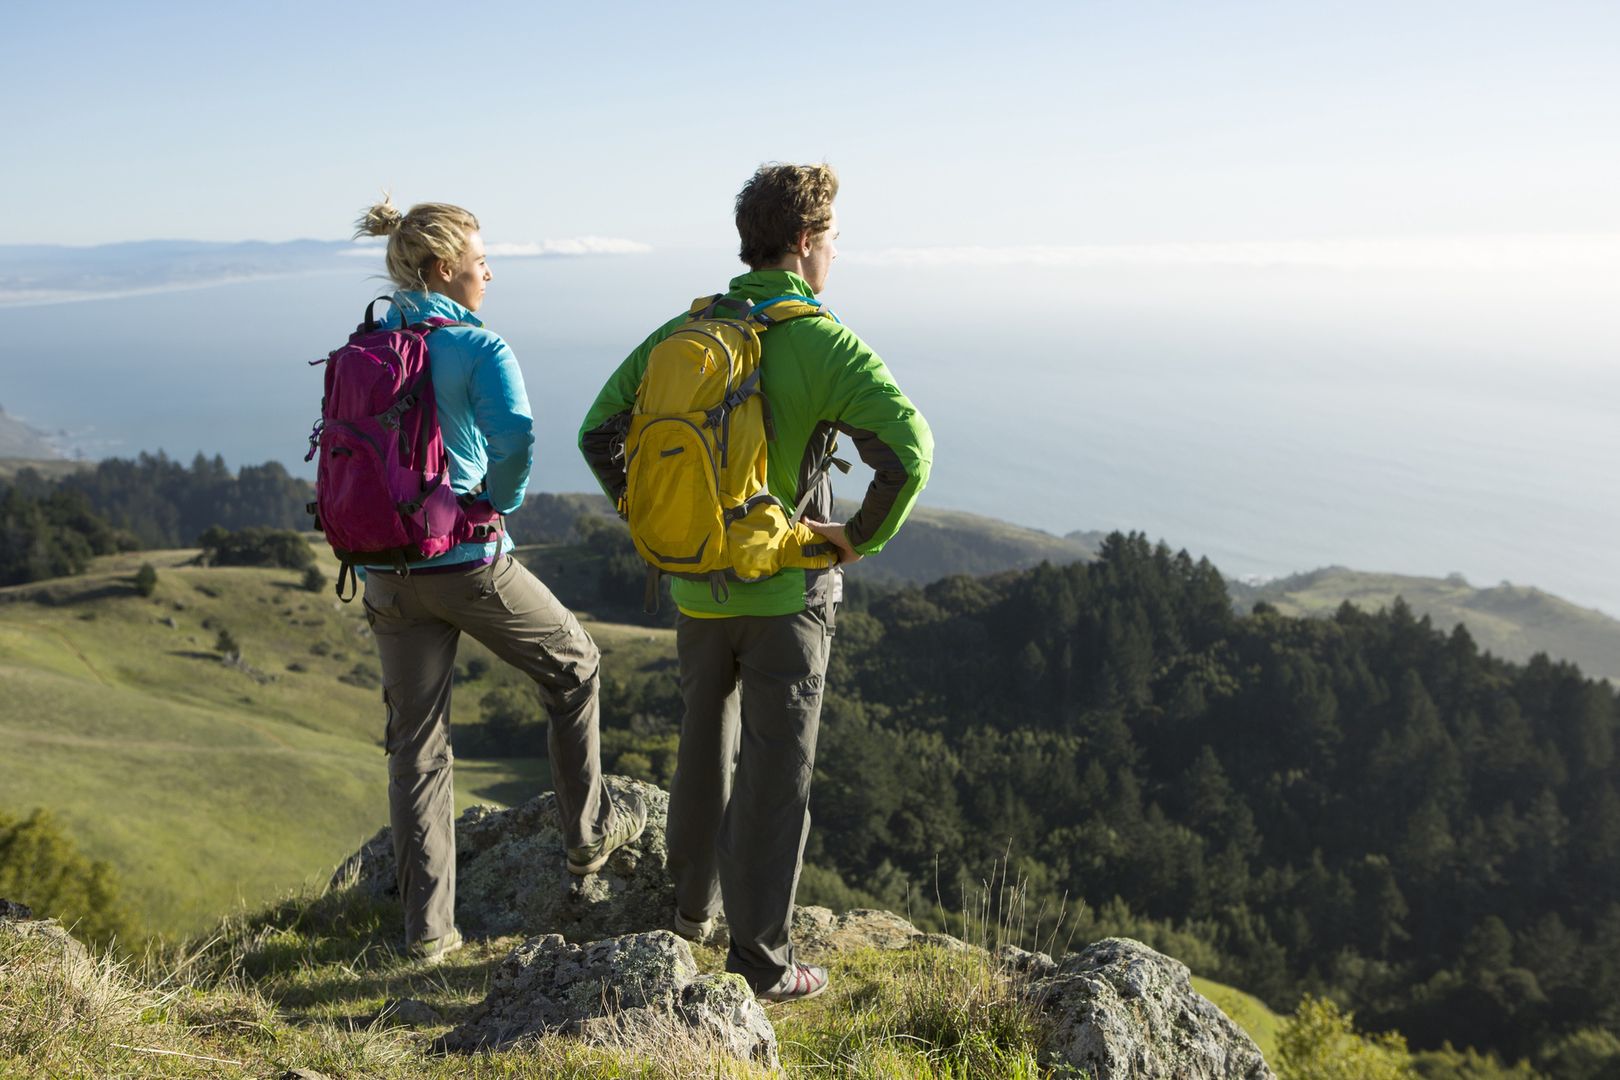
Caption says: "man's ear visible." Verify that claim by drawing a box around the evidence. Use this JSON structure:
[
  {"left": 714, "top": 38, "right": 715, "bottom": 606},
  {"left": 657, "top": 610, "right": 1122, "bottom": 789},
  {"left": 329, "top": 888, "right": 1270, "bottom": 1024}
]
[{"left": 795, "top": 229, "right": 812, "bottom": 257}]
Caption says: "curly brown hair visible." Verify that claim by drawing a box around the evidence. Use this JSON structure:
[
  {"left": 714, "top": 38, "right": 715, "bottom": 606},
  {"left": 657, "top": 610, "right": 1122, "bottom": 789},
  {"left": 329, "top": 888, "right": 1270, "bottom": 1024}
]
[{"left": 734, "top": 163, "right": 839, "bottom": 269}]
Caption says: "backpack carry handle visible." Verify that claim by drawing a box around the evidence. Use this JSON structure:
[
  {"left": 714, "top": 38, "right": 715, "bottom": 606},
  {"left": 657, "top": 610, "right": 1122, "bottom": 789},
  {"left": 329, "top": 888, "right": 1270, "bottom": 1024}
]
[{"left": 361, "top": 294, "right": 404, "bottom": 333}]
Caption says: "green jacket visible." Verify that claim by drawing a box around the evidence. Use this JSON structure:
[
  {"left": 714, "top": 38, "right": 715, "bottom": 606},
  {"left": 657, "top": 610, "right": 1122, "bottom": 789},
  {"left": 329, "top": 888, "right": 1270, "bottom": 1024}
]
[{"left": 579, "top": 269, "right": 933, "bottom": 616}]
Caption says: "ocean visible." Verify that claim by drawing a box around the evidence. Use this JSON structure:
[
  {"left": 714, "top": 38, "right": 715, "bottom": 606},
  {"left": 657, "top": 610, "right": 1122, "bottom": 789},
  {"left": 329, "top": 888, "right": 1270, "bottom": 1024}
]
[{"left": 3, "top": 249, "right": 1617, "bottom": 615}]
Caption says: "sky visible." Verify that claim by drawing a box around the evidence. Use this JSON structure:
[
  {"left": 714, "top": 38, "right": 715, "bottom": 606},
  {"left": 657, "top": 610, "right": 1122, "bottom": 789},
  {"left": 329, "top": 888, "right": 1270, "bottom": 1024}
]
[
  {"left": 5, "top": 0, "right": 1620, "bottom": 612},
  {"left": 6, "top": 0, "right": 1619, "bottom": 254}
]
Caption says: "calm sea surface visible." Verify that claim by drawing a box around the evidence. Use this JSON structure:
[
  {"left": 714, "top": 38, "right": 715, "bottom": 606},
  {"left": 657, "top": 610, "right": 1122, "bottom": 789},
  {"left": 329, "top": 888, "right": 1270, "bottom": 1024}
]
[{"left": 4, "top": 252, "right": 1617, "bottom": 614}]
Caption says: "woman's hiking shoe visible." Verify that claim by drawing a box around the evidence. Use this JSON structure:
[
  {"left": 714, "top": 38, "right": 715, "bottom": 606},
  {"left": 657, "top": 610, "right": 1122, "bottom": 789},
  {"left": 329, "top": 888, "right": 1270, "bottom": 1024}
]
[
  {"left": 673, "top": 909, "right": 715, "bottom": 941},
  {"left": 757, "top": 963, "right": 829, "bottom": 1003},
  {"left": 567, "top": 791, "right": 648, "bottom": 875},
  {"left": 408, "top": 926, "right": 463, "bottom": 964}
]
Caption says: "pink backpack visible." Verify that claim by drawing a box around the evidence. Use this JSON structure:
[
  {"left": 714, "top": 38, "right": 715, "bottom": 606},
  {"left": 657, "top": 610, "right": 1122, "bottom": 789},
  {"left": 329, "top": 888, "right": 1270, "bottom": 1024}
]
[{"left": 305, "top": 296, "right": 501, "bottom": 599}]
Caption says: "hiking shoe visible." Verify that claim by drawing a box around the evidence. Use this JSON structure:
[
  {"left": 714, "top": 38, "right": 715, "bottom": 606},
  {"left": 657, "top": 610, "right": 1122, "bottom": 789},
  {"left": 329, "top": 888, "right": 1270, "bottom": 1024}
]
[
  {"left": 408, "top": 926, "right": 463, "bottom": 964},
  {"left": 757, "top": 963, "right": 829, "bottom": 1003},
  {"left": 567, "top": 791, "right": 647, "bottom": 875},
  {"left": 673, "top": 909, "right": 715, "bottom": 942}
]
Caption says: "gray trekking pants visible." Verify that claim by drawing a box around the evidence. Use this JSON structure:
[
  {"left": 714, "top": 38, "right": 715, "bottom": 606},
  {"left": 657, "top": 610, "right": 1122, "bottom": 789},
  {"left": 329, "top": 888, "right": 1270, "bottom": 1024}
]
[
  {"left": 666, "top": 574, "right": 837, "bottom": 992},
  {"left": 362, "top": 554, "right": 612, "bottom": 947}
]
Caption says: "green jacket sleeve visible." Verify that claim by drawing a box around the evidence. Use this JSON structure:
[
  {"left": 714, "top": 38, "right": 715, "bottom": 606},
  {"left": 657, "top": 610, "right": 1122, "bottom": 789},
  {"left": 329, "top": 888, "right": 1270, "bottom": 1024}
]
[
  {"left": 577, "top": 315, "right": 683, "bottom": 506},
  {"left": 821, "top": 328, "right": 933, "bottom": 554}
]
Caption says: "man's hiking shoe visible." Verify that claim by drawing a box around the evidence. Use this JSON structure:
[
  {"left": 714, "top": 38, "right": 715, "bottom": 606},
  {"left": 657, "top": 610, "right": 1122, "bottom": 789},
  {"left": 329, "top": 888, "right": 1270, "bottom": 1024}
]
[
  {"left": 673, "top": 909, "right": 715, "bottom": 942},
  {"left": 567, "top": 792, "right": 647, "bottom": 875},
  {"left": 408, "top": 926, "right": 463, "bottom": 964},
  {"left": 757, "top": 963, "right": 829, "bottom": 1003}
]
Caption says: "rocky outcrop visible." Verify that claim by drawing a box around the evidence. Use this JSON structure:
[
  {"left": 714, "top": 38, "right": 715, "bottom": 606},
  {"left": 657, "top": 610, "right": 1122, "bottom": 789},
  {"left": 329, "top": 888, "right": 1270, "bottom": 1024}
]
[
  {"left": 333, "top": 776, "right": 673, "bottom": 941},
  {"left": 792, "top": 905, "right": 929, "bottom": 952},
  {"left": 1024, "top": 937, "right": 1275, "bottom": 1080},
  {"left": 0, "top": 900, "right": 102, "bottom": 996},
  {"left": 787, "top": 909, "right": 1269, "bottom": 1079},
  {"left": 329, "top": 784, "right": 1271, "bottom": 1077},
  {"left": 439, "top": 929, "right": 776, "bottom": 1067}
]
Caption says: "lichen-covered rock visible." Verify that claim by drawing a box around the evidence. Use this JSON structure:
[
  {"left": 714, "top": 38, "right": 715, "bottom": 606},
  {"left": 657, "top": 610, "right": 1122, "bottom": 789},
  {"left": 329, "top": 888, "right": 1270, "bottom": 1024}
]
[
  {"left": 440, "top": 930, "right": 777, "bottom": 1067},
  {"left": 0, "top": 898, "right": 34, "bottom": 921},
  {"left": 0, "top": 913, "right": 101, "bottom": 995},
  {"left": 332, "top": 776, "right": 673, "bottom": 941},
  {"left": 677, "top": 973, "right": 777, "bottom": 1063},
  {"left": 792, "top": 906, "right": 927, "bottom": 952},
  {"left": 997, "top": 942, "right": 1057, "bottom": 978},
  {"left": 1024, "top": 937, "right": 1275, "bottom": 1080}
]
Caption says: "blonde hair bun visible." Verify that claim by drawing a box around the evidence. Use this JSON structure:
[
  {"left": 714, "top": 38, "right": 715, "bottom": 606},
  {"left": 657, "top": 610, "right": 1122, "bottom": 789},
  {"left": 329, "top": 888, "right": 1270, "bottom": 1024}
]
[
  {"left": 354, "top": 197, "right": 405, "bottom": 238},
  {"left": 350, "top": 196, "right": 480, "bottom": 291}
]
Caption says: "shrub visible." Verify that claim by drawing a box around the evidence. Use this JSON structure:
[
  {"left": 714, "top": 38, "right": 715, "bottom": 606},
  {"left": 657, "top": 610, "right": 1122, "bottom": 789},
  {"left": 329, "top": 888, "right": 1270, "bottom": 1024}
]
[
  {"left": 132, "top": 562, "right": 157, "bottom": 597},
  {"left": 0, "top": 808, "right": 138, "bottom": 947},
  {"left": 300, "top": 565, "right": 326, "bottom": 593},
  {"left": 480, "top": 685, "right": 542, "bottom": 756},
  {"left": 1277, "top": 995, "right": 1417, "bottom": 1080},
  {"left": 197, "top": 526, "right": 314, "bottom": 570},
  {"left": 214, "top": 627, "right": 241, "bottom": 660}
]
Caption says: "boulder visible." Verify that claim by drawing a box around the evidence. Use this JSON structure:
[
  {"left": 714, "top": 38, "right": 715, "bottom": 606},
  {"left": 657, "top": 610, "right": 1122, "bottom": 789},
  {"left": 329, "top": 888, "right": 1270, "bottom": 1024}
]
[
  {"left": 332, "top": 776, "right": 674, "bottom": 941},
  {"left": 1024, "top": 937, "right": 1275, "bottom": 1080},
  {"left": 791, "top": 906, "right": 930, "bottom": 952},
  {"left": 0, "top": 906, "right": 102, "bottom": 996},
  {"left": 997, "top": 942, "right": 1058, "bottom": 978},
  {"left": 439, "top": 929, "right": 776, "bottom": 1067}
]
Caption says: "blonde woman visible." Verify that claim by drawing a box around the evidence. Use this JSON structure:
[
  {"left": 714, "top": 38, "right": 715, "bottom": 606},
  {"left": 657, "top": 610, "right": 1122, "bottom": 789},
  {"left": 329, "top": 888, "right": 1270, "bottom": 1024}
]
[{"left": 350, "top": 197, "right": 644, "bottom": 962}]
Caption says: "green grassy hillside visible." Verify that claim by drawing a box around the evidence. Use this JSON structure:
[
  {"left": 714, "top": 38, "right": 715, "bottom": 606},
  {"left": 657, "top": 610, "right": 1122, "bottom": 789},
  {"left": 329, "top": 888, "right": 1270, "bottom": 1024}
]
[
  {"left": 0, "top": 544, "right": 687, "bottom": 939},
  {"left": 1230, "top": 566, "right": 1620, "bottom": 681},
  {"left": 0, "top": 455, "right": 86, "bottom": 482}
]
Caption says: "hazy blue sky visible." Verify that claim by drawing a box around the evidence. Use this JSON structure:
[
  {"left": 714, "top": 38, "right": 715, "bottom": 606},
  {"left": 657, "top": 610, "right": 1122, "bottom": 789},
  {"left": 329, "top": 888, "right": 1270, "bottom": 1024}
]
[
  {"left": 7, "top": 1, "right": 1620, "bottom": 611},
  {"left": 8, "top": 0, "right": 1619, "bottom": 251}
]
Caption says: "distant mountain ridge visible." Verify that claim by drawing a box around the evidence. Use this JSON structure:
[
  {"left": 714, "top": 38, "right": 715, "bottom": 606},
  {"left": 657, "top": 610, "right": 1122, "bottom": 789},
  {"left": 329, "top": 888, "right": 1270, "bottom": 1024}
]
[
  {"left": 0, "top": 411, "right": 64, "bottom": 460},
  {"left": 0, "top": 237, "right": 653, "bottom": 307},
  {"left": 0, "top": 239, "right": 357, "bottom": 306}
]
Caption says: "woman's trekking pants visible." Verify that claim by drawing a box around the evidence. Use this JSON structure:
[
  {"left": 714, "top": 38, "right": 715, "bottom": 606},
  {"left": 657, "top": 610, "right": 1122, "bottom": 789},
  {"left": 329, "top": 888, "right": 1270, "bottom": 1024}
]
[{"left": 362, "top": 554, "right": 612, "bottom": 946}]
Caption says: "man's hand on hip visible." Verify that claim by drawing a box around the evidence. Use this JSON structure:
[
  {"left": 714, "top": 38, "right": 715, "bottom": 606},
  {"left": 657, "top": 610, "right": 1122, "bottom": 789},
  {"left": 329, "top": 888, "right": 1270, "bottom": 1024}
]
[{"left": 802, "top": 520, "right": 864, "bottom": 565}]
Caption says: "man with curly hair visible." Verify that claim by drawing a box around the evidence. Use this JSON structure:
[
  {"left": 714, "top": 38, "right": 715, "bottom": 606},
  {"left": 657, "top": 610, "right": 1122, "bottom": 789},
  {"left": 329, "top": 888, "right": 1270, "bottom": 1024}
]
[{"left": 581, "top": 163, "right": 932, "bottom": 1001}]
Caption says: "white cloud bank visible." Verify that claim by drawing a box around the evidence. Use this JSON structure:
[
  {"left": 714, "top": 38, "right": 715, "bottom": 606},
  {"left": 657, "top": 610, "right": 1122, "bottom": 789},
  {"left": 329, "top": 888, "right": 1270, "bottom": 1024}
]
[{"left": 844, "top": 234, "right": 1620, "bottom": 273}]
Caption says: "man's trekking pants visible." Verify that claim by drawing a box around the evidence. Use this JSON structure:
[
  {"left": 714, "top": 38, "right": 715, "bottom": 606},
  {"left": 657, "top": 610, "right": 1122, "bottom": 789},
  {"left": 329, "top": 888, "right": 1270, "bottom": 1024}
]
[
  {"left": 666, "top": 578, "right": 836, "bottom": 992},
  {"left": 362, "top": 555, "right": 612, "bottom": 947}
]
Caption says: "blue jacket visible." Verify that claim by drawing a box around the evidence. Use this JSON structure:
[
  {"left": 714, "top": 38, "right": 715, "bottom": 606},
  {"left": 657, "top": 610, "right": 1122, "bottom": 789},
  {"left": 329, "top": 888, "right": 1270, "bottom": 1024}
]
[{"left": 366, "top": 290, "right": 533, "bottom": 568}]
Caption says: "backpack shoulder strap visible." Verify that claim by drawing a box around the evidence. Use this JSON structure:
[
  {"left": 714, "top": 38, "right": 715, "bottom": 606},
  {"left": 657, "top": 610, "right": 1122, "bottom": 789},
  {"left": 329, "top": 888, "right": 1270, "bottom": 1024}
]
[
  {"left": 749, "top": 294, "right": 840, "bottom": 328},
  {"left": 686, "top": 293, "right": 753, "bottom": 321}
]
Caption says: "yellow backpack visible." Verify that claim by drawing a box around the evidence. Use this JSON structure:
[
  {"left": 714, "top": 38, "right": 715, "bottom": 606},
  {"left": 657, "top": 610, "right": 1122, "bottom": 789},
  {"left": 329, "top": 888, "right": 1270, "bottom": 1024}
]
[{"left": 623, "top": 293, "right": 841, "bottom": 605}]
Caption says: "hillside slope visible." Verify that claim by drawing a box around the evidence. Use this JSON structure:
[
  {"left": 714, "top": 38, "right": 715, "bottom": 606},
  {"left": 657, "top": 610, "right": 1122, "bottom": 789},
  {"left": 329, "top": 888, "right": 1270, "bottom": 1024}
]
[
  {"left": 0, "top": 548, "right": 569, "bottom": 936},
  {"left": 1230, "top": 566, "right": 1620, "bottom": 681}
]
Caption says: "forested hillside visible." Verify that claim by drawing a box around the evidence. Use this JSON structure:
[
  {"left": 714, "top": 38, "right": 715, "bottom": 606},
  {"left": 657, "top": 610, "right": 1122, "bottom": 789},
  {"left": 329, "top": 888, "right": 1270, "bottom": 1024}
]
[{"left": 787, "top": 534, "right": 1620, "bottom": 1067}]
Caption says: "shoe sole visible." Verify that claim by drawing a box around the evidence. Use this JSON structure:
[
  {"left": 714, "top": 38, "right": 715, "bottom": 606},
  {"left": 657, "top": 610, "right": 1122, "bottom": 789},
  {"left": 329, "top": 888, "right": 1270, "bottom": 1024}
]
[{"left": 567, "top": 814, "right": 648, "bottom": 875}]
